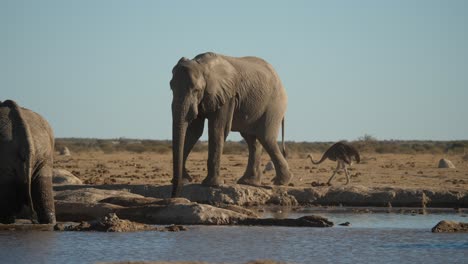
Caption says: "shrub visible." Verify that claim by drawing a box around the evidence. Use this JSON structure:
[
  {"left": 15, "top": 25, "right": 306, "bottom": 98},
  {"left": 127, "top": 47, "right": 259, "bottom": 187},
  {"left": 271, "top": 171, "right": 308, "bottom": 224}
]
[{"left": 54, "top": 138, "right": 468, "bottom": 155}]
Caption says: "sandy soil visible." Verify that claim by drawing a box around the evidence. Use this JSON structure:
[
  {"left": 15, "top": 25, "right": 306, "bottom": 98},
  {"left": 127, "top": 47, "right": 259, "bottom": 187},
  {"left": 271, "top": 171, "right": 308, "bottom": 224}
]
[{"left": 54, "top": 151, "right": 468, "bottom": 191}]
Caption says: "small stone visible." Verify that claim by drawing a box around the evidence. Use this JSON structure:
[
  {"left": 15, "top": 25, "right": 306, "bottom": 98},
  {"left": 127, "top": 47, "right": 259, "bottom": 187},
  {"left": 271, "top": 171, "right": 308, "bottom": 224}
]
[
  {"left": 54, "top": 223, "right": 66, "bottom": 231},
  {"left": 339, "top": 222, "right": 351, "bottom": 226},
  {"left": 59, "top": 146, "right": 71, "bottom": 156},
  {"left": 165, "top": 225, "right": 188, "bottom": 232},
  {"left": 438, "top": 158, "right": 455, "bottom": 169}
]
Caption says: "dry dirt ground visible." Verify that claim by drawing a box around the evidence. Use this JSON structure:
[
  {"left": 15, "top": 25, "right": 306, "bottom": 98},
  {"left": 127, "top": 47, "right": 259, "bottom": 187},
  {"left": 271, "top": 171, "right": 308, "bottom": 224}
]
[{"left": 54, "top": 151, "right": 468, "bottom": 192}]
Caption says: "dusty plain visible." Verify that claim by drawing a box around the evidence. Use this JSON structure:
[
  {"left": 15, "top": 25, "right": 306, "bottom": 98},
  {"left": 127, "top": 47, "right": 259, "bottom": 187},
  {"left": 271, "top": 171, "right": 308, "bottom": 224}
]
[{"left": 54, "top": 151, "right": 468, "bottom": 192}]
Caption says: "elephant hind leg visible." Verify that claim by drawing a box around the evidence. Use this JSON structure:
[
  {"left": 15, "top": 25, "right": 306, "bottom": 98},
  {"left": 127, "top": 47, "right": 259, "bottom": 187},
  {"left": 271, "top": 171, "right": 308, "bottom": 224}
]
[
  {"left": 237, "top": 133, "right": 263, "bottom": 186},
  {"left": 31, "top": 166, "right": 55, "bottom": 224},
  {"left": 258, "top": 137, "right": 292, "bottom": 186}
]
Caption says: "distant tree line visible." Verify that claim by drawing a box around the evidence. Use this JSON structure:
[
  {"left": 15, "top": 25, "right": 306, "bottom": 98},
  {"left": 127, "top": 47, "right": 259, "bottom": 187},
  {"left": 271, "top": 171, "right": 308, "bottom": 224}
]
[{"left": 55, "top": 137, "right": 468, "bottom": 156}]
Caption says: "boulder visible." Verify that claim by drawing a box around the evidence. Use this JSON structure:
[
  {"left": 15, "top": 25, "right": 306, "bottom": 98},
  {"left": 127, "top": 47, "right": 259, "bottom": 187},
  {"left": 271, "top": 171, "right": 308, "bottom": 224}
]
[
  {"left": 117, "top": 202, "right": 249, "bottom": 225},
  {"left": 54, "top": 213, "right": 187, "bottom": 232},
  {"left": 432, "top": 220, "right": 468, "bottom": 233},
  {"left": 179, "top": 184, "right": 272, "bottom": 206},
  {"left": 0, "top": 224, "right": 54, "bottom": 231},
  {"left": 238, "top": 215, "right": 333, "bottom": 227},
  {"left": 99, "top": 196, "right": 163, "bottom": 207},
  {"left": 54, "top": 184, "right": 273, "bottom": 206},
  {"left": 99, "top": 196, "right": 191, "bottom": 207},
  {"left": 55, "top": 201, "right": 123, "bottom": 221},
  {"left": 267, "top": 189, "right": 298, "bottom": 206},
  {"left": 263, "top": 161, "right": 275, "bottom": 173},
  {"left": 55, "top": 188, "right": 145, "bottom": 204},
  {"left": 438, "top": 158, "right": 455, "bottom": 168},
  {"left": 54, "top": 184, "right": 468, "bottom": 208},
  {"left": 217, "top": 204, "right": 259, "bottom": 218},
  {"left": 53, "top": 169, "right": 82, "bottom": 185}
]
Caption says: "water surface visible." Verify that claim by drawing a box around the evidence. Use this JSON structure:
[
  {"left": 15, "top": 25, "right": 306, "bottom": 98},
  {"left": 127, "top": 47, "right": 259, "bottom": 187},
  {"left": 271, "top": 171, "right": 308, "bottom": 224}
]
[{"left": 0, "top": 212, "right": 466, "bottom": 264}]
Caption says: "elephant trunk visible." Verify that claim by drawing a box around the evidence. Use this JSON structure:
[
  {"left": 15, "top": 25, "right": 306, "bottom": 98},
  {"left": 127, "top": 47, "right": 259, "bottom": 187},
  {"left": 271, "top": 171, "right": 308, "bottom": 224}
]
[{"left": 171, "top": 110, "right": 189, "bottom": 198}]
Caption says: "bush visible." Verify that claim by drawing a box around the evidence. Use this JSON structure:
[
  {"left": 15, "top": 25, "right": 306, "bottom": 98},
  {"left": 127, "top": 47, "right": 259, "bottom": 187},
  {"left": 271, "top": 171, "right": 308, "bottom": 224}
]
[{"left": 54, "top": 138, "right": 468, "bottom": 155}]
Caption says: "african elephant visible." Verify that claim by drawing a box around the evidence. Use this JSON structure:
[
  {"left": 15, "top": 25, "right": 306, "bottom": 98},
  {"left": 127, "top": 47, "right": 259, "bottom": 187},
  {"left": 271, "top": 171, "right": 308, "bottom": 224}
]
[
  {"left": 170, "top": 52, "right": 292, "bottom": 197},
  {"left": 0, "top": 100, "right": 56, "bottom": 224}
]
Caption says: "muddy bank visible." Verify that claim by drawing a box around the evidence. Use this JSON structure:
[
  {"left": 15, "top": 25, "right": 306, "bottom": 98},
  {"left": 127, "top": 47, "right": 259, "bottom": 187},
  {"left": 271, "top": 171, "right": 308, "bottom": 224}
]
[
  {"left": 55, "top": 184, "right": 468, "bottom": 208},
  {"left": 53, "top": 188, "right": 333, "bottom": 227},
  {"left": 0, "top": 224, "right": 54, "bottom": 231}
]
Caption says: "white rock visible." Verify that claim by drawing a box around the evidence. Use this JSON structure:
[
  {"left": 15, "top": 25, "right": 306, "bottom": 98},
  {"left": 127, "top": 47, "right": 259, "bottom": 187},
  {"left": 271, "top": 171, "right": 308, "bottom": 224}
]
[
  {"left": 263, "top": 161, "right": 275, "bottom": 173},
  {"left": 59, "top": 146, "right": 71, "bottom": 156},
  {"left": 53, "top": 169, "right": 83, "bottom": 185},
  {"left": 438, "top": 158, "right": 455, "bottom": 168}
]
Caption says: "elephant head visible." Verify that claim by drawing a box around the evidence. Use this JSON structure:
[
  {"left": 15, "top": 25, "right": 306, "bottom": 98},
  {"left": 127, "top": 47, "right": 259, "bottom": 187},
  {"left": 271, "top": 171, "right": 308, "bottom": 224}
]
[{"left": 170, "top": 53, "right": 237, "bottom": 197}]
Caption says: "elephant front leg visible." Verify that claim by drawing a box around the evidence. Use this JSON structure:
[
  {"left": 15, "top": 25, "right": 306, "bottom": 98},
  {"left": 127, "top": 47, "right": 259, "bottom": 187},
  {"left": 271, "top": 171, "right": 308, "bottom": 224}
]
[
  {"left": 202, "top": 119, "right": 226, "bottom": 186},
  {"left": 202, "top": 102, "right": 235, "bottom": 187},
  {"left": 0, "top": 178, "right": 16, "bottom": 224},
  {"left": 32, "top": 166, "right": 56, "bottom": 224},
  {"left": 237, "top": 133, "right": 263, "bottom": 186},
  {"left": 181, "top": 117, "right": 205, "bottom": 183}
]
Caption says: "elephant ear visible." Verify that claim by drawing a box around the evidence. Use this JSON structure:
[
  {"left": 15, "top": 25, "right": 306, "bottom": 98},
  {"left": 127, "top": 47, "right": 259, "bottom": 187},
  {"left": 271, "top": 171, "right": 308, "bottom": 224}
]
[
  {"left": 200, "top": 57, "right": 237, "bottom": 113},
  {"left": 172, "top": 57, "right": 190, "bottom": 75}
]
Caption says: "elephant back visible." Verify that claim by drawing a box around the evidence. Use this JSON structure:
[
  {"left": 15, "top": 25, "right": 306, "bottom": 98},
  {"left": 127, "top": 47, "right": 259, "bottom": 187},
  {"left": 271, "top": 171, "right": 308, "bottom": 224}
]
[
  {"left": 0, "top": 100, "right": 35, "bottom": 164},
  {"left": 0, "top": 103, "right": 14, "bottom": 142}
]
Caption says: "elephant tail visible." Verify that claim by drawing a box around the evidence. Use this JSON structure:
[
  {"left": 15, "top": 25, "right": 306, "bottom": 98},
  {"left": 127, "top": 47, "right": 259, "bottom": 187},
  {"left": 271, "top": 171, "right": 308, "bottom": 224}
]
[
  {"left": 281, "top": 118, "right": 287, "bottom": 158},
  {"left": 2, "top": 100, "right": 36, "bottom": 220}
]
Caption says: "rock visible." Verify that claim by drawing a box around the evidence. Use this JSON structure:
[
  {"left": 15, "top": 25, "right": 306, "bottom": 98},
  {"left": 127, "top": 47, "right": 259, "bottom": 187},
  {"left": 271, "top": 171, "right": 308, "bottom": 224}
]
[
  {"left": 98, "top": 197, "right": 192, "bottom": 207},
  {"left": 53, "top": 223, "right": 68, "bottom": 231},
  {"left": 246, "top": 261, "right": 290, "bottom": 264},
  {"left": 53, "top": 169, "right": 83, "bottom": 185},
  {"left": 0, "top": 224, "right": 54, "bottom": 231},
  {"left": 263, "top": 161, "right": 275, "bottom": 173},
  {"left": 217, "top": 204, "right": 259, "bottom": 218},
  {"left": 54, "top": 213, "right": 175, "bottom": 232},
  {"left": 55, "top": 188, "right": 145, "bottom": 204},
  {"left": 54, "top": 184, "right": 468, "bottom": 208},
  {"left": 162, "top": 197, "right": 192, "bottom": 205},
  {"left": 117, "top": 202, "right": 250, "bottom": 225},
  {"left": 339, "top": 221, "right": 351, "bottom": 226},
  {"left": 99, "top": 196, "right": 163, "bottom": 207},
  {"left": 438, "top": 158, "right": 455, "bottom": 168},
  {"left": 164, "top": 224, "right": 188, "bottom": 232},
  {"left": 55, "top": 201, "right": 123, "bottom": 221},
  {"left": 267, "top": 189, "right": 298, "bottom": 206},
  {"left": 54, "top": 184, "right": 272, "bottom": 206},
  {"left": 59, "top": 146, "right": 71, "bottom": 156},
  {"left": 432, "top": 220, "right": 468, "bottom": 233},
  {"left": 179, "top": 184, "right": 272, "bottom": 206},
  {"left": 238, "top": 215, "right": 333, "bottom": 227}
]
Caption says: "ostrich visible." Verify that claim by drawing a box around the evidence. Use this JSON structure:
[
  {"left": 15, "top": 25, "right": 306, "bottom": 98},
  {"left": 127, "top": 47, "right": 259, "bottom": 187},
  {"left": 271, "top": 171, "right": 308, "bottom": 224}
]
[{"left": 307, "top": 142, "right": 360, "bottom": 185}]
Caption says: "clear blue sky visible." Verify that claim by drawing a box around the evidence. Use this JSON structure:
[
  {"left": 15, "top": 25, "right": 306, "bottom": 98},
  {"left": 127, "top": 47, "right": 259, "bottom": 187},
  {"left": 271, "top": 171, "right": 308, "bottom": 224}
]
[{"left": 1, "top": 0, "right": 467, "bottom": 141}]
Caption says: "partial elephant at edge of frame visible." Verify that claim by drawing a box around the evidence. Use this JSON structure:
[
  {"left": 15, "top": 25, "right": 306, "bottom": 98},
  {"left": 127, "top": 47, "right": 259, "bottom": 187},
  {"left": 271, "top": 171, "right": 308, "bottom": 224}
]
[{"left": 0, "top": 99, "right": 56, "bottom": 224}]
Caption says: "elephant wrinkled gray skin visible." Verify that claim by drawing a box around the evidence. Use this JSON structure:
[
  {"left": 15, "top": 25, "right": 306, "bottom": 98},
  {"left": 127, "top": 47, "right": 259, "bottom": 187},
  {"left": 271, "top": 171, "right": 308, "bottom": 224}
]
[
  {"left": 170, "top": 52, "right": 292, "bottom": 197},
  {"left": 0, "top": 100, "right": 56, "bottom": 224}
]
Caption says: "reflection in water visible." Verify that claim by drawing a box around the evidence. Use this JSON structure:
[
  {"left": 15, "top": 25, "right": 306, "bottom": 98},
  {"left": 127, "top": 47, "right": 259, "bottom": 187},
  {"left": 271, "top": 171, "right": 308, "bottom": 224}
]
[
  {"left": 0, "top": 213, "right": 466, "bottom": 264},
  {"left": 1, "top": 231, "right": 57, "bottom": 263}
]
